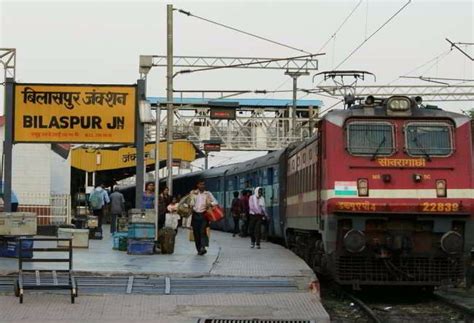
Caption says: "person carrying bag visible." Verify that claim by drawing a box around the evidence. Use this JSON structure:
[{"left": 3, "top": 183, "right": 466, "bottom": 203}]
[{"left": 189, "top": 179, "right": 218, "bottom": 256}]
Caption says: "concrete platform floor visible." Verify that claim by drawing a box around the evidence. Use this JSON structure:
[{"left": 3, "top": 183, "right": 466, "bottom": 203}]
[
  {"left": 0, "top": 226, "right": 330, "bottom": 322},
  {"left": 1, "top": 226, "right": 313, "bottom": 278}
]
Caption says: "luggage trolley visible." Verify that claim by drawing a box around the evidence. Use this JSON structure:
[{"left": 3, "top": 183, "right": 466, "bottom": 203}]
[{"left": 14, "top": 238, "right": 78, "bottom": 304}]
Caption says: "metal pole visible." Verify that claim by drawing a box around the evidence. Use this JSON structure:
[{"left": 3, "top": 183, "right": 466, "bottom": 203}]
[
  {"left": 291, "top": 76, "right": 297, "bottom": 136},
  {"left": 135, "top": 79, "right": 146, "bottom": 209},
  {"left": 154, "top": 105, "right": 161, "bottom": 241},
  {"left": 204, "top": 152, "right": 209, "bottom": 170},
  {"left": 166, "top": 4, "right": 174, "bottom": 195},
  {"left": 3, "top": 78, "right": 14, "bottom": 212},
  {"left": 285, "top": 70, "right": 309, "bottom": 139}
]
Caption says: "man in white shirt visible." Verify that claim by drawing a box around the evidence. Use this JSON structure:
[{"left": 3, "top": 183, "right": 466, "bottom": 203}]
[
  {"left": 248, "top": 187, "right": 268, "bottom": 249},
  {"left": 191, "top": 179, "right": 218, "bottom": 255}
]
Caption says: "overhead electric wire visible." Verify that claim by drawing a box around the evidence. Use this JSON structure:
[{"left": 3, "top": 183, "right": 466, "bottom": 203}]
[
  {"left": 315, "top": 0, "right": 363, "bottom": 55},
  {"left": 176, "top": 8, "right": 311, "bottom": 55},
  {"left": 334, "top": 0, "right": 412, "bottom": 70},
  {"left": 270, "top": 0, "right": 363, "bottom": 102},
  {"left": 388, "top": 49, "right": 452, "bottom": 84}
]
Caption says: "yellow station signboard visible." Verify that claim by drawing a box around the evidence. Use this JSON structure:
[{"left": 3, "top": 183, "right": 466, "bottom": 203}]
[{"left": 14, "top": 84, "right": 136, "bottom": 143}]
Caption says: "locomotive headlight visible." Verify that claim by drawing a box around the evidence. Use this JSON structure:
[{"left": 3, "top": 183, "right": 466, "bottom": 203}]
[
  {"left": 343, "top": 229, "right": 366, "bottom": 253},
  {"left": 440, "top": 231, "right": 463, "bottom": 254},
  {"left": 436, "top": 179, "right": 447, "bottom": 197},
  {"left": 357, "top": 178, "right": 369, "bottom": 196},
  {"left": 387, "top": 96, "right": 411, "bottom": 111}
]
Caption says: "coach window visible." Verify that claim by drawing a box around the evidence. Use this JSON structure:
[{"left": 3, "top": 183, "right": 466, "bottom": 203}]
[
  {"left": 405, "top": 122, "right": 453, "bottom": 157},
  {"left": 346, "top": 121, "right": 395, "bottom": 156}
]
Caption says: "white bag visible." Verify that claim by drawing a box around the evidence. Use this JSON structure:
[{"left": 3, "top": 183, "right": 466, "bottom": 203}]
[{"left": 165, "top": 213, "right": 180, "bottom": 230}]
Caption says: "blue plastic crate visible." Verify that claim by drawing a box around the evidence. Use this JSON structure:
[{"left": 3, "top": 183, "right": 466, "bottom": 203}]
[
  {"left": 128, "top": 223, "right": 155, "bottom": 239},
  {"left": 0, "top": 238, "right": 33, "bottom": 258},
  {"left": 112, "top": 232, "right": 128, "bottom": 249},
  {"left": 127, "top": 239, "right": 154, "bottom": 255}
]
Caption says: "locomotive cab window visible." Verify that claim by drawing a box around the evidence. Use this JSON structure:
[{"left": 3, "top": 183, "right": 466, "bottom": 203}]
[
  {"left": 346, "top": 122, "right": 395, "bottom": 156},
  {"left": 405, "top": 122, "right": 453, "bottom": 157}
]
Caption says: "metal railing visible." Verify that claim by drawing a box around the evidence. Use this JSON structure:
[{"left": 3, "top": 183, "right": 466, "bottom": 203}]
[{"left": 0, "top": 193, "right": 71, "bottom": 226}]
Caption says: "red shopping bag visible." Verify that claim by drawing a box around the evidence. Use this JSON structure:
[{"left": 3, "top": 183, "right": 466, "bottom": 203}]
[{"left": 205, "top": 205, "right": 224, "bottom": 222}]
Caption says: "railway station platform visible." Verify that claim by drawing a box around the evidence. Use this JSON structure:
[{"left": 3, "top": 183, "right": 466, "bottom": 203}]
[{"left": 0, "top": 228, "right": 329, "bottom": 322}]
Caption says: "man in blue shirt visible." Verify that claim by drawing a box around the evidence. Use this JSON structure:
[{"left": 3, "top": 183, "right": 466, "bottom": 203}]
[
  {"left": 89, "top": 184, "right": 110, "bottom": 229},
  {"left": 0, "top": 181, "right": 19, "bottom": 212}
]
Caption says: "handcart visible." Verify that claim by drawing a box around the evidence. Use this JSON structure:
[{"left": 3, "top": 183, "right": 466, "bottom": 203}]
[{"left": 14, "top": 238, "right": 78, "bottom": 304}]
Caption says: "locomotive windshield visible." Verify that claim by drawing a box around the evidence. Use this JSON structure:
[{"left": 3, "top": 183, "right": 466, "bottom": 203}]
[
  {"left": 346, "top": 122, "right": 394, "bottom": 156},
  {"left": 406, "top": 123, "right": 453, "bottom": 156}
]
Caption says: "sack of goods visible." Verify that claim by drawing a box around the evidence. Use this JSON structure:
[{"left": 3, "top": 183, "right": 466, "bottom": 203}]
[
  {"left": 165, "top": 213, "right": 180, "bottom": 230},
  {"left": 205, "top": 205, "right": 224, "bottom": 222},
  {"left": 177, "top": 195, "right": 193, "bottom": 218},
  {"left": 117, "top": 216, "right": 128, "bottom": 232},
  {"left": 129, "top": 209, "right": 155, "bottom": 224},
  {"left": 158, "top": 227, "right": 176, "bottom": 254},
  {"left": 87, "top": 216, "right": 98, "bottom": 228}
]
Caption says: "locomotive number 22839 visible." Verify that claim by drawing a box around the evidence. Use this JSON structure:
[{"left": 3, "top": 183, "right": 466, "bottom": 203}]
[{"left": 421, "top": 202, "right": 459, "bottom": 212}]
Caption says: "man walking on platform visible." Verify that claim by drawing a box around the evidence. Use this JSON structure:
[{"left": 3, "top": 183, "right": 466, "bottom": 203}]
[
  {"left": 248, "top": 187, "right": 267, "bottom": 249},
  {"left": 239, "top": 190, "right": 250, "bottom": 237},
  {"left": 109, "top": 187, "right": 125, "bottom": 234},
  {"left": 190, "top": 179, "right": 218, "bottom": 256},
  {"left": 89, "top": 184, "right": 110, "bottom": 230},
  {"left": 231, "top": 191, "right": 241, "bottom": 237}
]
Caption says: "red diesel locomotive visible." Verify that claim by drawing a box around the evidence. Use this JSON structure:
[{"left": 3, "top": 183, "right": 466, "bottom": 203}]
[{"left": 285, "top": 95, "right": 473, "bottom": 288}]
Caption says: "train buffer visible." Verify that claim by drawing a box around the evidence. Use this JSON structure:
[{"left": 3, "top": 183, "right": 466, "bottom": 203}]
[{"left": 0, "top": 229, "right": 329, "bottom": 322}]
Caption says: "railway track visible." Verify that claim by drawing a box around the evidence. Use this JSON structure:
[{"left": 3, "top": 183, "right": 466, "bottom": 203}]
[{"left": 321, "top": 283, "right": 473, "bottom": 323}]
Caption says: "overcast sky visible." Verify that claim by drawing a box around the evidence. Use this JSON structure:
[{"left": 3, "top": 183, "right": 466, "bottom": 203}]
[{"left": 1, "top": 0, "right": 473, "bottom": 166}]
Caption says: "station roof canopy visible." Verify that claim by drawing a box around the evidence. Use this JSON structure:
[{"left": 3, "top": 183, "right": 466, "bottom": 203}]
[
  {"left": 71, "top": 140, "right": 204, "bottom": 186},
  {"left": 147, "top": 97, "right": 323, "bottom": 108}
]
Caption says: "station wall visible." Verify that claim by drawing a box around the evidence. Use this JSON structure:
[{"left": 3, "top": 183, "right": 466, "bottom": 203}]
[{"left": 0, "top": 120, "right": 71, "bottom": 203}]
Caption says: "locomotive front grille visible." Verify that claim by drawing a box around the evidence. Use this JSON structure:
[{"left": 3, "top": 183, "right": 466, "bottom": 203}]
[{"left": 335, "top": 255, "right": 464, "bottom": 285}]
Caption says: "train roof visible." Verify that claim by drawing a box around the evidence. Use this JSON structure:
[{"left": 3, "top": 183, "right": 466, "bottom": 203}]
[
  {"left": 324, "top": 100, "right": 471, "bottom": 128},
  {"left": 288, "top": 134, "right": 318, "bottom": 158},
  {"left": 203, "top": 163, "right": 239, "bottom": 178},
  {"left": 159, "top": 170, "right": 204, "bottom": 187},
  {"left": 226, "top": 150, "right": 285, "bottom": 176}
]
